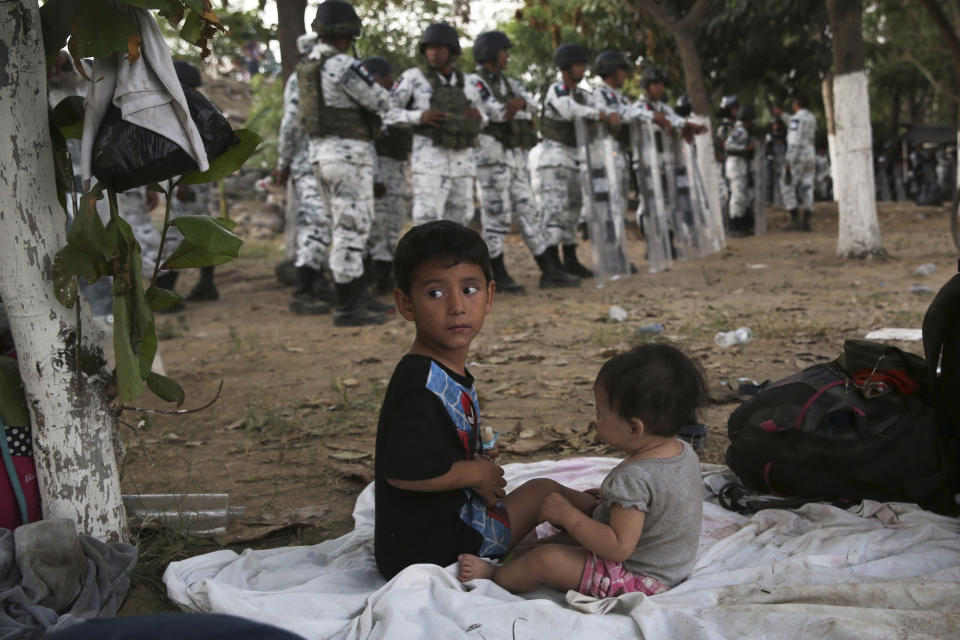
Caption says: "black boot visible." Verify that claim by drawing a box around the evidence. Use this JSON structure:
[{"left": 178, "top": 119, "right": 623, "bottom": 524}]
[
  {"left": 334, "top": 278, "right": 388, "bottom": 327},
  {"left": 785, "top": 208, "right": 801, "bottom": 231},
  {"left": 156, "top": 271, "right": 179, "bottom": 291},
  {"left": 800, "top": 209, "right": 813, "bottom": 232},
  {"left": 562, "top": 244, "right": 593, "bottom": 279},
  {"left": 534, "top": 247, "right": 580, "bottom": 289},
  {"left": 289, "top": 267, "right": 331, "bottom": 314},
  {"left": 311, "top": 266, "right": 335, "bottom": 305},
  {"left": 186, "top": 266, "right": 219, "bottom": 301},
  {"left": 361, "top": 258, "right": 394, "bottom": 312},
  {"left": 729, "top": 217, "right": 751, "bottom": 238},
  {"left": 373, "top": 259, "right": 396, "bottom": 296},
  {"left": 490, "top": 254, "right": 526, "bottom": 294},
  {"left": 274, "top": 259, "right": 297, "bottom": 286}
]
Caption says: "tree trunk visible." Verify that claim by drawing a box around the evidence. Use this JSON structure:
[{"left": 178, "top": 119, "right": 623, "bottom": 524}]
[
  {"left": 821, "top": 73, "right": 839, "bottom": 202},
  {"left": 0, "top": 0, "right": 126, "bottom": 541},
  {"left": 827, "top": 0, "right": 884, "bottom": 258},
  {"left": 276, "top": 0, "right": 307, "bottom": 82}
]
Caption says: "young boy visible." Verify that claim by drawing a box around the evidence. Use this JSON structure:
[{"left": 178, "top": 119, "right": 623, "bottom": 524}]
[{"left": 374, "top": 221, "right": 597, "bottom": 580}]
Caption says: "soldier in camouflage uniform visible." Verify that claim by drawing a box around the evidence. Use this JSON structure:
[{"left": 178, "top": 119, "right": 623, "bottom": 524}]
[
  {"left": 388, "top": 23, "right": 486, "bottom": 228},
  {"left": 301, "top": 0, "right": 401, "bottom": 326},
  {"left": 466, "top": 31, "right": 579, "bottom": 292},
  {"left": 275, "top": 32, "right": 334, "bottom": 315},
  {"left": 781, "top": 95, "right": 818, "bottom": 231},
  {"left": 534, "top": 43, "right": 612, "bottom": 279},
  {"left": 714, "top": 94, "right": 738, "bottom": 222},
  {"left": 589, "top": 51, "right": 634, "bottom": 210},
  {"left": 723, "top": 104, "right": 757, "bottom": 237},
  {"left": 362, "top": 56, "right": 412, "bottom": 296}
]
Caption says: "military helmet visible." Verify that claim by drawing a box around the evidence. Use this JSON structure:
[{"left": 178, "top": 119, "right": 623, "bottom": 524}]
[
  {"left": 641, "top": 65, "right": 668, "bottom": 88},
  {"left": 554, "top": 43, "right": 588, "bottom": 70},
  {"left": 594, "top": 51, "right": 630, "bottom": 78},
  {"left": 173, "top": 61, "right": 202, "bottom": 88},
  {"left": 296, "top": 32, "right": 318, "bottom": 55},
  {"left": 361, "top": 56, "right": 392, "bottom": 77},
  {"left": 311, "top": 0, "right": 362, "bottom": 39},
  {"left": 739, "top": 104, "right": 755, "bottom": 121},
  {"left": 675, "top": 93, "right": 692, "bottom": 117},
  {"left": 473, "top": 31, "right": 512, "bottom": 63},
  {"left": 720, "top": 94, "right": 739, "bottom": 110},
  {"left": 419, "top": 22, "right": 461, "bottom": 56}
]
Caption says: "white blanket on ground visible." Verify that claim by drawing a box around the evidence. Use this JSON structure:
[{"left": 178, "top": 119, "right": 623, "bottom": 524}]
[{"left": 164, "top": 458, "right": 960, "bottom": 639}]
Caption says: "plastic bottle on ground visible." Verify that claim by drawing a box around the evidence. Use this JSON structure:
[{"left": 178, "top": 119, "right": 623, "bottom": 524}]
[{"left": 714, "top": 327, "right": 753, "bottom": 348}]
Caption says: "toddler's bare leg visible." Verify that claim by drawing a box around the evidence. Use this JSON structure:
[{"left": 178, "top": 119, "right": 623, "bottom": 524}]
[
  {"left": 501, "top": 478, "right": 597, "bottom": 549},
  {"left": 459, "top": 544, "right": 587, "bottom": 593}
]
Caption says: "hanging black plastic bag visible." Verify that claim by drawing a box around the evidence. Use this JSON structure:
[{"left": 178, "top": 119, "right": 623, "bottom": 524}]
[{"left": 91, "top": 85, "right": 240, "bottom": 192}]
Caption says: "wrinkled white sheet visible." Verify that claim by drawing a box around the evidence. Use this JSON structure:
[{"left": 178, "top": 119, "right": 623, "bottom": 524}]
[{"left": 164, "top": 458, "right": 960, "bottom": 639}]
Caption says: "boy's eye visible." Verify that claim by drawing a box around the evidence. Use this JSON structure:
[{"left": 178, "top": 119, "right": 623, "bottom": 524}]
[
  {"left": 427, "top": 289, "right": 444, "bottom": 299},
  {"left": 463, "top": 285, "right": 480, "bottom": 295}
]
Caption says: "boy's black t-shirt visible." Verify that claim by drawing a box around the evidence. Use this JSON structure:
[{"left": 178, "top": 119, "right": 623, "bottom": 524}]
[{"left": 374, "top": 354, "right": 487, "bottom": 580}]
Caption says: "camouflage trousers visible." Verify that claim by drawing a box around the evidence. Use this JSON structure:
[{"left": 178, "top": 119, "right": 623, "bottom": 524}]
[
  {"left": 368, "top": 157, "right": 410, "bottom": 262},
  {"left": 411, "top": 173, "right": 474, "bottom": 227},
  {"left": 477, "top": 161, "right": 548, "bottom": 259},
  {"left": 293, "top": 166, "right": 331, "bottom": 271},
  {"left": 316, "top": 160, "right": 373, "bottom": 284},
  {"left": 536, "top": 165, "right": 582, "bottom": 247},
  {"left": 726, "top": 158, "right": 750, "bottom": 220},
  {"left": 781, "top": 156, "right": 815, "bottom": 211}
]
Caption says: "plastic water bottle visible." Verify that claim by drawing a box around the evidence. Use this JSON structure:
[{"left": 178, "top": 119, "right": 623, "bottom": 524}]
[
  {"left": 637, "top": 323, "right": 664, "bottom": 335},
  {"left": 714, "top": 327, "right": 753, "bottom": 348}
]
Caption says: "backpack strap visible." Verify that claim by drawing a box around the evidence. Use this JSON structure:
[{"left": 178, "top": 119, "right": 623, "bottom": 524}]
[{"left": 0, "top": 418, "right": 29, "bottom": 526}]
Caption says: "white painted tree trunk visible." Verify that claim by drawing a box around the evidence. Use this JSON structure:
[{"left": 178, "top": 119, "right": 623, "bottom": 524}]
[
  {"left": 832, "top": 71, "right": 883, "bottom": 258},
  {"left": 690, "top": 114, "right": 726, "bottom": 250},
  {"left": 821, "top": 75, "right": 839, "bottom": 202},
  {"left": 0, "top": 0, "right": 126, "bottom": 541}
]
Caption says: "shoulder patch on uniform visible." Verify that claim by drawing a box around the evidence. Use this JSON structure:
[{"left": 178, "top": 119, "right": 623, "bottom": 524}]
[
  {"left": 351, "top": 61, "right": 375, "bottom": 86},
  {"left": 645, "top": 103, "right": 653, "bottom": 111},
  {"left": 475, "top": 81, "right": 491, "bottom": 101},
  {"left": 732, "top": 129, "right": 745, "bottom": 140},
  {"left": 789, "top": 119, "right": 799, "bottom": 129},
  {"left": 554, "top": 84, "right": 571, "bottom": 97},
  {"left": 602, "top": 88, "right": 617, "bottom": 105}
]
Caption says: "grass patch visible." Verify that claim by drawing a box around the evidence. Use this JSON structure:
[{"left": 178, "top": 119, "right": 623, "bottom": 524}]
[{"left": 239, "top": 239, "right": 283, "bottom": 261}]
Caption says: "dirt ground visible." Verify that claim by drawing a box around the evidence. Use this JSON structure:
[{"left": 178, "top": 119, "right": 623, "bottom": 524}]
[{"left": 117, "top": 197, "right": 958, "bottom": 611}]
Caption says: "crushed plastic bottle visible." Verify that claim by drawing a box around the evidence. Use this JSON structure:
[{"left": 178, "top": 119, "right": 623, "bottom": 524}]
[
  {"left": 909, "top": 284, "right": 934, "bottom": 295},
  {"left": 714, "top": 327, "right": 753, "bottom": 348},
  {"left": 636, "top": 323, "right": 664, "bottom": 335},
  {"left": 608, "top": 305, "right": 628, "bottom": 322},
  {"left": 913, "top": 263, "right": 936, "bottom": 276}
]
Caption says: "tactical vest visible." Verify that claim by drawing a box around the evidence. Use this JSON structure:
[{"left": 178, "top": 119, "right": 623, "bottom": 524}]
[
  {"left": 412, "top": 66, "right": 479, "bottom": 150},
  {"left": 296, "top": 52, "right": 380, "bottom": 141},
  {"left": 477, "top": 68, "right": 538, "bottom": 151},
  {"left": 375, "top": 126, "right": 413, "bottom": 161},
  {"left": 539, "top": 85, "right": 586, "bottom": 148}
]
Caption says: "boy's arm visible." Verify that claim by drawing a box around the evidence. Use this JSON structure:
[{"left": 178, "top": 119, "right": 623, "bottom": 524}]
[
  {"left": 540, "top": 493, "right": 644, "bottom": 563},
  {"left": 387, "top": 457, "right": 506, "bottom": 504}
]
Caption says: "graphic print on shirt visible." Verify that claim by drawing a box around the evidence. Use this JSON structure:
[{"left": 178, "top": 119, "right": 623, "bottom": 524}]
[{"left": 424, "top": 361, "right": 511, "bottom": 556}]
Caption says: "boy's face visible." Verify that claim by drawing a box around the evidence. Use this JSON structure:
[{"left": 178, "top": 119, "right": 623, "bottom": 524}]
[
  {"left": 395, "top": 259, "right": 494, "bottom": 370},
  {"left": 593, "top": 384, "right": 644, "bottom": 452}
]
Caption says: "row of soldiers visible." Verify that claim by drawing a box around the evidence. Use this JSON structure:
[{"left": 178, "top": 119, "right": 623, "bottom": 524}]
[
  {"left": 715, "top": 95, "right": 819, "bottom": 237},
  {"left": 275, "top": 0, "right": 706, "bottom": 326}
]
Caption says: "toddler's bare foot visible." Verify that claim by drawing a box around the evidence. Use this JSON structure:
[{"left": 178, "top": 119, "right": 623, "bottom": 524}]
[{"left": 457, "top": 554, "right": 496, "bottom": 582}]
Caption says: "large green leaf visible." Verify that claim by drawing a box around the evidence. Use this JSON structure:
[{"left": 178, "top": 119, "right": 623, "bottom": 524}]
[
  {"left": 112, "top": 294, "right": 145, "bottom": 402},
  {"left": 52, "top": 244, "right": 101, "bottom": 308},
  {"left": 146, "top": 372, "right": 185, "bottom": 406},
  {"left": 178, "top": 129, "right": 262, "bottom": 185},
  {"left": 0, "top": 358, "right": 30, "bottom": 428},
  {"left": 161, "top": 242, "right": 240, "bottom": 269},
  {"left": 39, "top": 0, "right": 81, "bottom": 64},
  {"left": 161, "top": 215, "right": 242, "bottom": 269},
  {"left": 52, "top": 96, "right": 85, "bottom": 139},
  {"left": 68, "top": 0, "right": 140, "bottom": 61},
  {"left": 145, "top": 286, "right": 185, "bottom": 311},
  {"left": 67, "top": 187, "right": 117, "bottom": 260}
]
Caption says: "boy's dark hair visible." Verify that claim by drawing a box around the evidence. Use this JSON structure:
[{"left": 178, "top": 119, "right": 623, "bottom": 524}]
[
  {"left": 393, "top": 221, "right": 493, "bottom": 294},
  {"left": 595, "top": 343, "right": 708, "bottom": 437}
]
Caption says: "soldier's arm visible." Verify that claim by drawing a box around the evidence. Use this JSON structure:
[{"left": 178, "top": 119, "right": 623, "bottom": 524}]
[
  {"left": 550, "top": 86, "right": 600, "bottom": 121},
  {"left": 469, "top": 75, "right": 508, "bottom": 123},
  {"left": 510, "top": 79, "right": 535, "bottom": 118},
  {"left": 383, "top": 70, "right": 423, "bottom": 127},
  {"left": 462, "top": 77, "right": 489, "bottom": 126},
  {"left": 339, "top": 60, "right": 406, "bottom": 124},
  {"left": 276, "top": 74, "right": 299, "bottom": 171}
]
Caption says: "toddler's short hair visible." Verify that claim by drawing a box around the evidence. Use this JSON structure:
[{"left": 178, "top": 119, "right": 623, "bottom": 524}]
[
  {"left": 595, "top": 343, "right": 708, "bottom": 437},
  {"left": 393, "top": 221, "right": 492, "bottom": 295}
]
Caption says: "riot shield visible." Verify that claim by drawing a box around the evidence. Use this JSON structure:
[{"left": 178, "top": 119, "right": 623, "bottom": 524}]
[
  {"left": 630, "top": 120, "right": 672, "bottom": 273},
  {"left": 574, "top": 117, "right": 630, "bottom": 284},
  {"left": 752, "top": 139, "right": 767, "bottom": 235},
  {"left": 284, "top": 180, "right": 299, "bottom": 261},
  {"left": 681, "top": 136, "right": 725, "bottom": 254}
]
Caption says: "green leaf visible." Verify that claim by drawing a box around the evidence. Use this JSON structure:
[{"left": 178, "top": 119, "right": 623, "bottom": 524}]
[
  {"left": 52, "top": 243, "right": 103, "bottom": 308},
  {"left": 146, "top": 372, "right": 185, "bottom": 406},
  {"left": 213, "top": 216, "right": 238, "bottom": 232},
  {"left": 178, "top": 129, "right": 262, "bottom": 185},
  {"left": 179, "top": 8, "right": 204, "bottom": 45},
  {"left": 68, "top": 0, "right": 140, "bottom": 61},
  {"left": 0, "top": 357, "right": 31, "bottom": 428},
  {"left": 146, "top": 182, "right": 166, "bottom": 193},
  {"left": 68, "top": 186, "right": 117, "bottom": 259},
  {"left": 162, "top": 215, "right": 242, "bottom": 269},
  {"left": 112, "top": 294, "right": 145, "bottom": 403},
  {"left": 40, "top": 0, "right": 81, "bottom": 65},
  {"left": 145, "top": 286, "right": 186, "bottom": 311},
  {"left": 137, "top": 322, "right": 159, "bottom": 380},
  {"left": 52, "top": 96, "right": 85, "bottom": 139}
]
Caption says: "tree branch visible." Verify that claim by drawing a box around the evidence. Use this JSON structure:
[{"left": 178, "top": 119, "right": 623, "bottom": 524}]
[
  {"left": 918, "top": 0, "right": 960, "bottom": 62},
  {"left": 632, "top": 0, "right": 677, "bottom": 31},
  {"left": 900, "top": 48, "right": 960, "bottom": 105},
  {"left": 678, "top": 0, "right": 712, "bottom": 31}
]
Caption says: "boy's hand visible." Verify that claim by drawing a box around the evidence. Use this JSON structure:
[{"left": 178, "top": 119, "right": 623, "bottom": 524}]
[
  {"left": 539, "top": 492, "right": 574, "bottom": 526},
  {"left": 472, "top": 458, "right": 506, "bottom": 505}
]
